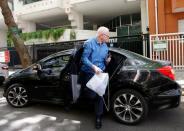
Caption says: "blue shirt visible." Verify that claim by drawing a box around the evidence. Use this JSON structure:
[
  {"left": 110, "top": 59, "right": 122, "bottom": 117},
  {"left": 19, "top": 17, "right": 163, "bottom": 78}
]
[{"left": 81, "top": 37, "right": 109, "bottom": 74}]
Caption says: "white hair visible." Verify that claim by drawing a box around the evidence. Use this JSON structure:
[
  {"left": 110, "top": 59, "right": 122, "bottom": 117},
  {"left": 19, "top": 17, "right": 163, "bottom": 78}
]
[{"left": 96, "top": 26, "right": 109, "bottom": 37}]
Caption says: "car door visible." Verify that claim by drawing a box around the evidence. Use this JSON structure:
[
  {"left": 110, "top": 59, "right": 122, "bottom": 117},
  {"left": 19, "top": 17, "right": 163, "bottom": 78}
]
[
  {"left": 34, "top": 54, "right": 71, "bottom": 101},
  {"left": 106, "top": 51, "right": 126, "bottom": 80}
]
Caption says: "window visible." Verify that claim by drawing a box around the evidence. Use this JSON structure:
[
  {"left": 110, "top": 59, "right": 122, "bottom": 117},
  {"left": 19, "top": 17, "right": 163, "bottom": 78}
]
[
  {"left": 106, "top": 51, "right": 125, "bottom": 76},
  {"left": 132, "top": 13, "right": 141, "bottom": 25},
  {"left": 40, "top": 54, "right": 71, "bottom": 76},
  {"left": 121, "top": 15, "right": 131, "bottom": 25},
  {"left": 42, "top": 55, "right": 70, "bottom": 69},
  {"left": 178, "top": 19, "right": 184, "bottom": 32}
]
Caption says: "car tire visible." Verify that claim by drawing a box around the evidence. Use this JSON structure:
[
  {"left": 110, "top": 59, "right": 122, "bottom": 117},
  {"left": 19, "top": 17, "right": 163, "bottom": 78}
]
[
  {"left": 111, "top": 89, "right": 148, "bottom": 125},
  {"left": 6, "top": 84, "right": 29, "bottom": 108}
]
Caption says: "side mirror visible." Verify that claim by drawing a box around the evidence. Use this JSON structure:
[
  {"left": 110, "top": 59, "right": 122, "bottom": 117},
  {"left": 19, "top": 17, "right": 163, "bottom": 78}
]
[{"left": 33, "top": 64, "right": 41, "bottom": 70}]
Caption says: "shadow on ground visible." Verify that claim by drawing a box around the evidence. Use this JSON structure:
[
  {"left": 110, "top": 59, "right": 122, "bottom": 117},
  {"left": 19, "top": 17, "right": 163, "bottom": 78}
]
[{"left": 0, "top": 96, "right": 184, "bottom": 131}]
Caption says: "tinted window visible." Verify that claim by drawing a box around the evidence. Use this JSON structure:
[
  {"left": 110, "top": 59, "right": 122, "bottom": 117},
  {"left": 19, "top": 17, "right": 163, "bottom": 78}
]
[
  {"left": 40, "top": 54, "right": 71, "bottom": 76},
  {"left": 106, "top": 51, "right": 125, "bottom": 76},
  {"left": 124, "top": 59, "right": 146, "bottom": 66},
  {"left": 116, "top": 48, "right": 153, "bottom": 65},
  {"left": 43, "top": 55, "right": 70, "bottom": 69}
]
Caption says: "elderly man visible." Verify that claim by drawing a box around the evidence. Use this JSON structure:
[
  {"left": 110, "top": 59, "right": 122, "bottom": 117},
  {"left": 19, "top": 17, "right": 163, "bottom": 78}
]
[{"left": 80, "top": 26, "right": 111, "bottom": 129}]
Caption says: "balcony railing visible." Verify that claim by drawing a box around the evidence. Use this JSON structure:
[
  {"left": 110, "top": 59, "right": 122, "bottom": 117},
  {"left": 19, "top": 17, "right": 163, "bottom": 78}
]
[
  {"left": 16, "top": 0, "right": 63, "bottom": 15},
  {"left": 22, "top": 0, "right": 42, "bottom": 5},
  {"left": 70, "top": 0, "right": 91, "bottom": 4}
]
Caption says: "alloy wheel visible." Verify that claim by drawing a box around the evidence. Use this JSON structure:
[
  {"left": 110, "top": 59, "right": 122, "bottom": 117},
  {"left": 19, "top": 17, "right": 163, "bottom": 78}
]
[
  {"left": 7, "top": 85, "right": 28, "bottom": 107},
  {"left": 113, "top": 90, "right": 146, "bottom": 124}
]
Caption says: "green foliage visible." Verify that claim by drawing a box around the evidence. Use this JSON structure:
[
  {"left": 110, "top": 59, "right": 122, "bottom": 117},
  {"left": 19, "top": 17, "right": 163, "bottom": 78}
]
[
  {"left": 7, "top": 28, "right": 65, "bottom": 46},
  {"left": 50, "top": 28, "right": 65, "bottom": 40},
  {"left": 42, "top": 30, "right": 50, "bottom": 40},
  {"left": 7, "top": 31, "right": 13, "bottom": 47}
]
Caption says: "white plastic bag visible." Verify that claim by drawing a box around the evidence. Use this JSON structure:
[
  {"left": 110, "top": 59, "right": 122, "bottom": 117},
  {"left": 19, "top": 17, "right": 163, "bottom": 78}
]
[{"left": 86, "top": 73, "right": 109, "bottom": 96}]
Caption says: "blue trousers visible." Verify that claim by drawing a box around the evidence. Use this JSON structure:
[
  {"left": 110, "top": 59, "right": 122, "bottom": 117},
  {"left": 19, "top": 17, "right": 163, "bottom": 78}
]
[{"left": 80, "top": 71, "right": 104, "bottom": 117}]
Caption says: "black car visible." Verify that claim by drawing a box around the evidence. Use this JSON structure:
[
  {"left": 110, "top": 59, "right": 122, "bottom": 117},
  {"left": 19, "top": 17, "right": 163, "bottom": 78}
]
[
  {"left": 0, "top": 63, "right": 9, "bottom": 85},
  {"left": 3, "top": 47, "right": 181, "bottom": 125}
]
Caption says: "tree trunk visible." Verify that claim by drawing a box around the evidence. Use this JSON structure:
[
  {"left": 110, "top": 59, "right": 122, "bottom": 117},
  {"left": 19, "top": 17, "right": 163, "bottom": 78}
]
[{"left": 0, "top": 0, "right": 32, "bottom": 68}]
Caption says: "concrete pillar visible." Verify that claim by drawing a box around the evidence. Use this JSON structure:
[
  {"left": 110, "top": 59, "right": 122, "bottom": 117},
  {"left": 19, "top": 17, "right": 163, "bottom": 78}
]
[
  {"left": 20, "top": 21, "right": 36, "bottom": 33},
  {"left": 65, "top": 6, "right": 84, "bottom": 30},
  {"left": 141, "top": 0, "right": 148, "bottom": 34},
  {"left": 71, "top": 10, "right": 84, "bottom": 30},
  {"left": 0, "top": 30, "right": 7, "bottom": 47}
]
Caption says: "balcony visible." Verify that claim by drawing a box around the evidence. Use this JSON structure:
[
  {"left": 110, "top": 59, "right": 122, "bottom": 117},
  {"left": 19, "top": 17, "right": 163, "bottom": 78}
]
[
  {"left": 70, "top": 0, "right": 92, "bottom": 4},
  {"left": 15, "top": 0, "right": 64, "bottom": 21},
  {"left": 22, "top": 0, "right": 42, "bottom": 5},
  {"left": 172, "top": 0, "right": 184, "bottom": 13}
]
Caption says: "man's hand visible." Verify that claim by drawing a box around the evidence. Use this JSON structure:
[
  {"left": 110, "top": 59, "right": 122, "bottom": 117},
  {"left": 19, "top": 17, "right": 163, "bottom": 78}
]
[
  {"left": 92, "top": 65, "right": 102, "bottom": 74},
  {"left": 106, "top": 54, "right": 111, "bottom": 65}
]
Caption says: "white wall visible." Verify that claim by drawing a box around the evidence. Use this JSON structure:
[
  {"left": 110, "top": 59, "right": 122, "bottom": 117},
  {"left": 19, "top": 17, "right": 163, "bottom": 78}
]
[
  {"left": 14, "top": 0, "right": 23, "bottom": 12},
  {"left": 21, "top": 21, "right": 36, "bottom": 33},
  {"left": 75, "top": 30, "right": 117, "bottom": 40},
  {"left": 141, "top": 0, "right": 148, "bottom": 34},
  {"left": 0, "top": 30, "right": 7, "bottom": 47}
]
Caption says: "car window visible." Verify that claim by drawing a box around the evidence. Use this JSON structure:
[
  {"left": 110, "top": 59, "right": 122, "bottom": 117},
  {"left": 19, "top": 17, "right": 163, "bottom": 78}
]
[
  {"left": 42, "top": 55, "right": 70, "bottom": 69},
  {"left": 106, "top": 51, "right": 126, "bottom": 76},
  {"left": 124, "top": 59, "right": 146, "bottom": 66},
  {"left": 40, "top": 54, "right": 71, "bottom": 77}
]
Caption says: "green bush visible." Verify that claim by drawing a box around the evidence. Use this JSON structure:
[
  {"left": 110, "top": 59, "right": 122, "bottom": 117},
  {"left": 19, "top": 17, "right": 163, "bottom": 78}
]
[{"left": 7, "top": 28, "right": 65, "bottom": 46}]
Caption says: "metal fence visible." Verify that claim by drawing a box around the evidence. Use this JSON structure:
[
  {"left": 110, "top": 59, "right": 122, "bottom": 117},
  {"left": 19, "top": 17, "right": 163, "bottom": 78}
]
[
  {"left": 150, "top": 32, "right": 184, "bottom": 70},
  {"left": 109, "top": 34, "right": 149, "bottom": 57},
  {"left": 7, "top": 34, "right": 149, "bottom": 67}
]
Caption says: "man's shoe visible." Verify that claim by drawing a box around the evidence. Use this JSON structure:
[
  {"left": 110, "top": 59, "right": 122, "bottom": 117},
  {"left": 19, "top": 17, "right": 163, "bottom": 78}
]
[
  {"left": 64, "top": 106, "right": 70, "bottom": 112},
  {"left": 95, "top": 116, "right": 102, "bottom": 129},
  {"left": 64, "top": 103, "right": 72, "bottom": 112}
]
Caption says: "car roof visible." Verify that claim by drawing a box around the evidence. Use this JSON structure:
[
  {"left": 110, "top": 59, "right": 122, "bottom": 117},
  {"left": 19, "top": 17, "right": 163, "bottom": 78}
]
[
  {"left": 39, "top": 47, "right": 151, "bottom": 63},
  {"left": 39, "top": 49, "right": 74, "bottom": 62},
  {"left": 110, "top": 47, "right": 152, "bottom": 61}
]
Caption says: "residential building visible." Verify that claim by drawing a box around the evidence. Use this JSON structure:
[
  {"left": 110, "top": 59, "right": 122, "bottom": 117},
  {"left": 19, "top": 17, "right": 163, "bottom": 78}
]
[
  {"left": 0, "top": 0, "right": 150, "bottom": 47},
  {"left": 148, "top": 0, "right": 184, "bottom": 34}
]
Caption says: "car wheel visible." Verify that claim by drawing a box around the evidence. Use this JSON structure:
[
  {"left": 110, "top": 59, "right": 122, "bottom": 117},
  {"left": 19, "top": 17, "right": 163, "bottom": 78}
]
[
  {"left": 111, "top": 89, "right": 148, "bottom": 125},
  {"left": 6, "top": 84, "right": 29, "bottom": 107}
]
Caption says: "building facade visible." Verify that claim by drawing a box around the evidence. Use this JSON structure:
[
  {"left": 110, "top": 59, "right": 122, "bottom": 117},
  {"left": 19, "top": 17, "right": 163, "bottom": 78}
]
[
  {"left": 148, "top": 0, "right": 184, "bottom": 34},
  {"left": 0, "top": 0, "right": 150, "bottom": 47}
]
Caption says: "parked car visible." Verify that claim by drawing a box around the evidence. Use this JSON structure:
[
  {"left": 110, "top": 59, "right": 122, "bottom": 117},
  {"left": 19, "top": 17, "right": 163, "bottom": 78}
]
[
  {"left": 3, "top": 47, "right": 181, "bottom": 125},
  {"left": 0, "top": 63, "right": 8, "bottom": 85}
]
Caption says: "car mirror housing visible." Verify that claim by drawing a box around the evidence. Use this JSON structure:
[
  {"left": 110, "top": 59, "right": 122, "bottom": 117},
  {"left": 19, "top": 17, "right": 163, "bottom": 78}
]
[{"left": 33, "top": 64, "right": 41, "bottom": 70}]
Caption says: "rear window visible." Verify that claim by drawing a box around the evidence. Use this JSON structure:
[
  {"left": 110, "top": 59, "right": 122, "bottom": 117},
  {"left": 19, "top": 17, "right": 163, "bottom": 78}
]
[{"left": 118, "top": 49, "right": 153, "bottom": 65}]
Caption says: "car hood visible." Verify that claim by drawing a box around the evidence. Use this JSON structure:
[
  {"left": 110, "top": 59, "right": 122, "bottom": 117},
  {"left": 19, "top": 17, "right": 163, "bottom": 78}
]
[{"left": 8, "top": 69, "right": 24, "bottom": 78}]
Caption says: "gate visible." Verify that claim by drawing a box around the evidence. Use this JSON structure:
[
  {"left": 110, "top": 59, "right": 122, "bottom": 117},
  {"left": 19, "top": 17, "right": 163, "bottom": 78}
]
[
  {"left": 150, "top": 32, "right": 184, "bottom": 70},
  {"left": 7, "top": 34, "right": 150, "bottom": 67},
  {"left": 109, "top": 34, "right": 150, "bottom": 57}
]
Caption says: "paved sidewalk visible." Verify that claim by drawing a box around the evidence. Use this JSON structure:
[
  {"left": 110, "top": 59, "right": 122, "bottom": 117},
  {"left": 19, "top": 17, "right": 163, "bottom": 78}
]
[
  {"left": 175, "top": 70, "right": 184, "bottom": 88},
  {"left": 175, "top": 70, "right": 184, "bottom": 96}
]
